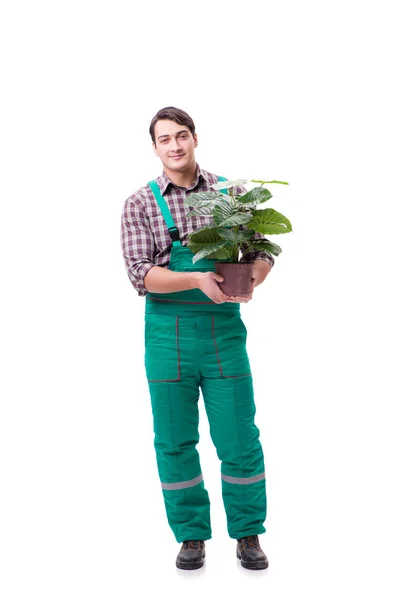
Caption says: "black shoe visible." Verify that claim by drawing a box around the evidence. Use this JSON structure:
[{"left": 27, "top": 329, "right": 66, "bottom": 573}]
[
  {"left": 237, "top": 535, "right": 269, "bottom": 570},
  {"left": 176, "top": 540, "right": 205, "bottom": 570}
]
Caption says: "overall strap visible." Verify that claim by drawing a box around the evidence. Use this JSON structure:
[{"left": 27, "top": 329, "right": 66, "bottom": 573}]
[
  {"left": 148, "top": 180, "right": 181, "bottom": 247},
  {"left": 147, "top": 176, "right": 229, "bottom": 247},
  {"left": 217, "top": 175, "right": 228, "bottom": 195}
]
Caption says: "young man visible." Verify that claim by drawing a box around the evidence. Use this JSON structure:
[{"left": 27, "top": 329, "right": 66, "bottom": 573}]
[{"left": 121, "top": 107, "right": 274, "bottom": 570}]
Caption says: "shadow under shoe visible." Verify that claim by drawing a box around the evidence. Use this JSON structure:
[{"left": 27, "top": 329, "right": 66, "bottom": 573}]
[
  {"left": 176, "top": 540, "right": 205, "bottom": 570},
  {"left": 237, "top": 535, "right": 269, "bottom": 570}
]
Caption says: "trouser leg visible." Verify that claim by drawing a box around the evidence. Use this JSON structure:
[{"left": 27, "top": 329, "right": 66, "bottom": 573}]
[
  {"left": 144, "top": 313, "right": 211, "bottom": 543},
  {"left": 200, "top": 314, "right": 267, "bottom": 539}
]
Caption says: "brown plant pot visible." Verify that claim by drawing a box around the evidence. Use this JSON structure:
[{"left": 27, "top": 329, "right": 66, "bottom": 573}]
[{"left": 215, "top": 262, "right": 254, "bottom": 296}]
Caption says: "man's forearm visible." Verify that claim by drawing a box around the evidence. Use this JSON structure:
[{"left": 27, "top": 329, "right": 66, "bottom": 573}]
[
  {"left": 253, "top": 259, "right": 272, "bottom": 286},
  {"left": 144, "top": 265, "right": 201, "bottom": 293}
]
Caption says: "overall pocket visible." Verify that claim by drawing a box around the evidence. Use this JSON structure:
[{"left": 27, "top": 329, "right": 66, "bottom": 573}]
[
  {"left": 144, "top": 315, "right": 181, "bottom": 382},
  {"left": 211, "top": 315, "right": 252, "bottom": 378}
]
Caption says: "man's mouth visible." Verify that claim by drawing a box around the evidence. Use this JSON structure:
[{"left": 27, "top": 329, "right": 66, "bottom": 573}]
[{"left": 171, "top": 155, "right": 184, "bottom": 160}]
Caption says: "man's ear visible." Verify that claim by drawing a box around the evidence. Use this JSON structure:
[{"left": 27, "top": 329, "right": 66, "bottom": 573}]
[
  {"left": 193, "top": 133, "right": 198, "bottom": 148},
  {"left": 152, "top": 143, "right": 159, "bottom": 158}
]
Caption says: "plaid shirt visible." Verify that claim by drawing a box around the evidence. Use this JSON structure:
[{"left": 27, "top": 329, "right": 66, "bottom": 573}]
[{"left": 120, "top": 164, "right": 275, "bottom": 296}]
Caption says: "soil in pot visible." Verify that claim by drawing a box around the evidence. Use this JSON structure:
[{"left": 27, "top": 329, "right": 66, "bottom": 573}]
[{"left": 215, "top": 262, "right": 254, "bottom": 296}]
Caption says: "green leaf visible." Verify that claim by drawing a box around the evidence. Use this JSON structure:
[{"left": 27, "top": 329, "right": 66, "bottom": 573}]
[
  {"left": 238, "top": 229, "right": 256, "bottom": 240},
  {"left": 215, "top": 227, "right": 236, "bottom": 241},
  {"left": 187, "top": 227, "right": 224, "bottom": 251},
  {"left": 246, "top": 209, "right": 292, "bottom": 234},
  {"left": 250, "top": 179, "right": 289, "bottom": 185},
  {"left": 220, "top": 193, "right": 237, "bottom": 204},
  {"left": 217, "top": 228, "right": 255, "bottom": 242},
  {"left": 211, "top": 179, "right": 247, "bottom": 190},
  {"left": 247, "top": 239, "right": 282, "bottom": 256},
  {"left": 213, "top": 201, "right": 236, "bottom": 225},
  {"left": 186, "top": 205, "right": 215, "bottom": 218},
  {"left": 192, "top": 243, "right": 231, "bottom": 263},
  {"left": 212, "top": 198, "right": 254, "bottom": 227},
  {"left": 218, "top": 213, "right": 253, "bottom": 227},
  {"left": 238, "top": 187, "right": 272, "bottom": 204},
  {"left": 186, "top": 223, "right": 218, "bottom": 234},
  {"left": 184, "top": 191, "right": 220, "bottom": 206}
]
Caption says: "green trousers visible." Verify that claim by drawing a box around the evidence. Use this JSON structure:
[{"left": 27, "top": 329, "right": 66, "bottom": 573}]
[{"left": 144, "top": 309, "right": 267, "bottom": 542}]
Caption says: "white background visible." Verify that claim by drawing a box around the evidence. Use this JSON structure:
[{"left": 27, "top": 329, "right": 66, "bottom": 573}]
[{"left": 1, "top": 0, "right": 399, "bottom": 598}]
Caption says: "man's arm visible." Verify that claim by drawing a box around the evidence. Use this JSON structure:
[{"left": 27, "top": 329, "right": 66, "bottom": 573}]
[
  {"left": 144, "top": 266, "right": 234, "bottom": 305},
  {"left": 144, "top": 266, "right": 199, "bottom": 293},
  {"left": 120, "top": 196, "right": 156, "bottom": 296}
]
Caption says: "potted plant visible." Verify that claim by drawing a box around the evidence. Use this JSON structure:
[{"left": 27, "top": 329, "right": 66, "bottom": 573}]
[{"left": 184, "top": 179, "right": 292, "bottom": 296}]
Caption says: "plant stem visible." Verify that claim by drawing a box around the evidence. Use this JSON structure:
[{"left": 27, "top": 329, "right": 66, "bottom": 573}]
[{"left": 231, "top": 225, "right": 239, "bottom": 262}]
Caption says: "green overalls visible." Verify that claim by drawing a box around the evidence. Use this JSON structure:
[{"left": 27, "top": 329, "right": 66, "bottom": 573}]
[{"left": 144, "top": 178, "right": 266, "bottom": 542}]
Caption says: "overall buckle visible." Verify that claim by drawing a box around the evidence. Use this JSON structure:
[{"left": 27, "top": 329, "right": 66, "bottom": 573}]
[{"left": 168, "top": 226, "right": 180, "bottom": 242}]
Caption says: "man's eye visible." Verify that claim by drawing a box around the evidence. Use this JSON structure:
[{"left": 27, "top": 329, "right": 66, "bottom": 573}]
[{"left": 179, "top": 134, "right": 188, "bottom": 139}]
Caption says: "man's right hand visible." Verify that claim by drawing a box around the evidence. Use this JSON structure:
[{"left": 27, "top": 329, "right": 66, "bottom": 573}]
[{"left": 195, "top": 272, "right": 233, "bottom": 304}]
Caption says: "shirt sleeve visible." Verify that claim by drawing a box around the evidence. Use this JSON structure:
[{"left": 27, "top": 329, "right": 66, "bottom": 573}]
[
  {"left": 233, "top": 184, "right": 275, "bottom": 268},
  {"left": 120, "top": 195, "right": 155, "bottom": 296}
]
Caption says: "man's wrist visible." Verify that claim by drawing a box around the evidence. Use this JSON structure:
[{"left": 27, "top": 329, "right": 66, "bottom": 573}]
[{"left": 188, "top": 271, "right": 203, "bottom": 290}]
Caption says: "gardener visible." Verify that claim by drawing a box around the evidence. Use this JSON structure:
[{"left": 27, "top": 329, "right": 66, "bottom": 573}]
[{"left": 120, "top": 106, "right": 274, "bottom": 570}]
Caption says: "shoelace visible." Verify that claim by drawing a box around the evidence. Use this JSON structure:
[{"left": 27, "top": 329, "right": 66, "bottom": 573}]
[{"left": 240, "top": 535, "right": 260, "bottom": 550}]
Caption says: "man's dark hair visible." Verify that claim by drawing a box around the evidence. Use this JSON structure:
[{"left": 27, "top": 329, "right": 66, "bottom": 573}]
[{"left": 149, "top": 107, "right": 196, "bottom": 145}]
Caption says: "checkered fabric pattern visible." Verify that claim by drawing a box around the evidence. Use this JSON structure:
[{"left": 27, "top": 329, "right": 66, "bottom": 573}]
[{"left": 120, "top": 164, "right": 274, "bottom": 296}]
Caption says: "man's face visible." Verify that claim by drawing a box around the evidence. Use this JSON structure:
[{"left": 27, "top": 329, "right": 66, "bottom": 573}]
[{"left": 153, "top": 119, "right": 198, "bottom": 174}]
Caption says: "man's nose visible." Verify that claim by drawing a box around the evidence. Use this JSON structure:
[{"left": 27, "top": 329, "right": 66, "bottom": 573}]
[{"left": 170, "top": 137, "right": 182, "bottom": 151}]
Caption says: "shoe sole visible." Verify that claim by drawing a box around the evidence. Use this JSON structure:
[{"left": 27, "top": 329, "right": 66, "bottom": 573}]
[
  {"left": 237, "top": 550, "right": 269, "bottom": 570},
  {"left": 176, "top": 552, "right": 205, "bottom": 570}
]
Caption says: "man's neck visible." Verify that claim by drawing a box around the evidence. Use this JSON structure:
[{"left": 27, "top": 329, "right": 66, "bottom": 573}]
[{"left": 163, "top": 162, "right": 198, "bottom": 189}]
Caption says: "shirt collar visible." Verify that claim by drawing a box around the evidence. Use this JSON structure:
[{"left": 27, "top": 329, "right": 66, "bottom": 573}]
[{"left": 158, "top": 163, "right": 208, "bottom": 195}]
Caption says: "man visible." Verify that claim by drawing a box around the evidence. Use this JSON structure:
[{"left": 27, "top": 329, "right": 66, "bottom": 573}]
[{"left": 121, "top": 107, "right": 274, "bottom": 570}]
